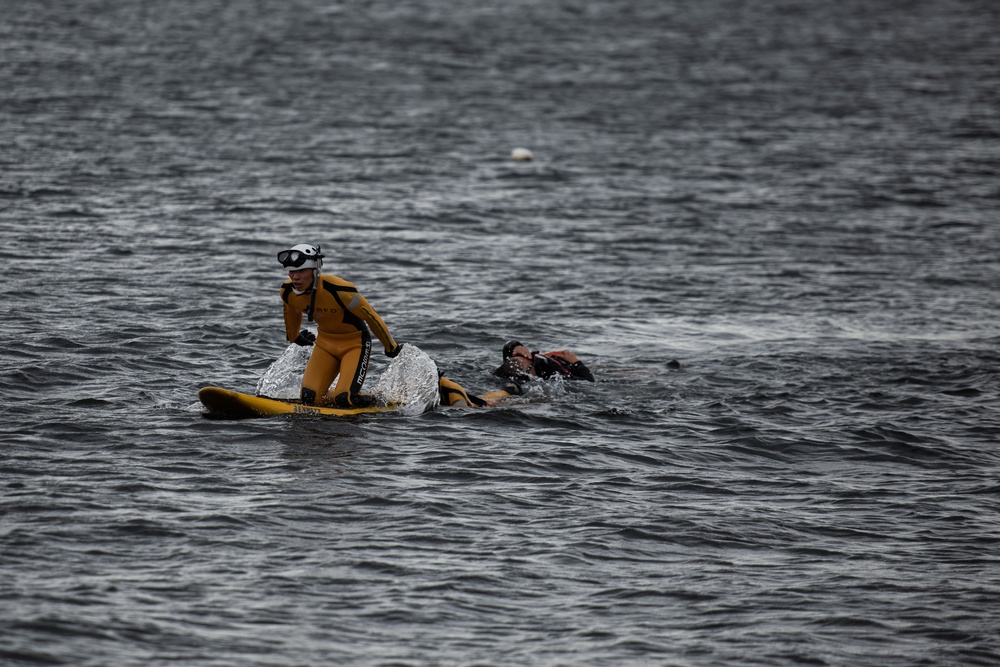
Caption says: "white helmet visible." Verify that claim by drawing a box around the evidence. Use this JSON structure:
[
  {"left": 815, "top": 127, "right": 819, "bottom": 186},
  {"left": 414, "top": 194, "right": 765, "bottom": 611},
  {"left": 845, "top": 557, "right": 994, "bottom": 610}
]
[{"left": 277, "top": 243, "right": 323, "bottom": 270}]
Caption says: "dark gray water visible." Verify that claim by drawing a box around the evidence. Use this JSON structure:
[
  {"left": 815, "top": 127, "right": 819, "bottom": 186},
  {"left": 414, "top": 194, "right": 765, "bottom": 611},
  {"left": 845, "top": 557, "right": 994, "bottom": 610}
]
[{"left": 3, "top": 0, "right": 1000, "bottom": 665}]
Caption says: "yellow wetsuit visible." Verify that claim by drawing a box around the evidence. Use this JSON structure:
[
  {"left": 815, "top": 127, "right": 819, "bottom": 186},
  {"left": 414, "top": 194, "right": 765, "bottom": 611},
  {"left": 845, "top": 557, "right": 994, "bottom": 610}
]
[
  {"left": 281, "top": 274, "right": 399, "bottom": 407},
  {"left": 438, "top": 375, "right": 516, "bottom": 408},
  {"left": 438, "top": 376, "right": 488, "bottom": 407}
]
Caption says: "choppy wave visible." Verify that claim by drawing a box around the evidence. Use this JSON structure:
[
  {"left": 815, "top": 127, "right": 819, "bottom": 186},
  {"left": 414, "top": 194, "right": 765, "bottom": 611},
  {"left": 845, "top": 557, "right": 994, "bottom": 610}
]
[{"left": 2, "top": 0, "right": 999, "bottom": 665}]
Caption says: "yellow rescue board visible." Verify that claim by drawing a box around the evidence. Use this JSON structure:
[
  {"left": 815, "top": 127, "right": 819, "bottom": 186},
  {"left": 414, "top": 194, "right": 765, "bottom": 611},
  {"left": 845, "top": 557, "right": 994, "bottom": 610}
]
[{"left": 199, "top": 386, "right": 396, "bottom": 419}]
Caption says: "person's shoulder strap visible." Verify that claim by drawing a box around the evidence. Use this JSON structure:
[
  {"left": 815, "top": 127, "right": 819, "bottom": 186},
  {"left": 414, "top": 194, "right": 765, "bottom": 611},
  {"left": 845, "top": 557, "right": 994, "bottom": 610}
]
[
  {"left": 539, "top": 352, "right": 573, "bottom": 375},
  {"left": 538, "top": 352, "right": 594, "bottom": 381}
]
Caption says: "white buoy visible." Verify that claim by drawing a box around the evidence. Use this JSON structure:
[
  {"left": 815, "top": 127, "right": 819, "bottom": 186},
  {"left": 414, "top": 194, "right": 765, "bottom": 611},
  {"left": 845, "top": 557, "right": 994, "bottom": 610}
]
[{"left": 511, "top": 147, "right": 534, "bottom": 162}]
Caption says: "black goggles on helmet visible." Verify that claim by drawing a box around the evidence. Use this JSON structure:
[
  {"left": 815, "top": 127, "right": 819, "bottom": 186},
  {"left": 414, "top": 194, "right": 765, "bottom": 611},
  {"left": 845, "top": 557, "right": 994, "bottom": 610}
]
[{"left": 277, "top": 249, "right": 320, "bottom": 268}]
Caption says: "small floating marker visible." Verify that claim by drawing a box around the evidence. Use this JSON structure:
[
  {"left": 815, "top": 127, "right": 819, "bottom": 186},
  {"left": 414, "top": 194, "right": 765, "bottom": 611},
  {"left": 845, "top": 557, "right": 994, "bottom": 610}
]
[
  {"left": 511, "top": 147, "right": 534, "bottom": 162},
  {"left": 667, "top": 359, "right": 681, "bottom": 370}
]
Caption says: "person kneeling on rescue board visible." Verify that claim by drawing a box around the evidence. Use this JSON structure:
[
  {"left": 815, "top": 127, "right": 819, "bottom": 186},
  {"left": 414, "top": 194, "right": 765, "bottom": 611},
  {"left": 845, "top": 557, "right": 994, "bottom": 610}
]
[
  {"left": 493, "top": 340, "right": 595, "bottom": 384},
  {"left": 278, "top": 243, "right": 403, "bottom": 408}
]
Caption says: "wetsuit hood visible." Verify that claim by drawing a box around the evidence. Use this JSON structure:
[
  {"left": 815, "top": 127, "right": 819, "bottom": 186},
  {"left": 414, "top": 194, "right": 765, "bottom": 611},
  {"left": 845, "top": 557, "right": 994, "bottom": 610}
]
[{"left": 502, "top": 340, "right": 522, "bottom": 360}]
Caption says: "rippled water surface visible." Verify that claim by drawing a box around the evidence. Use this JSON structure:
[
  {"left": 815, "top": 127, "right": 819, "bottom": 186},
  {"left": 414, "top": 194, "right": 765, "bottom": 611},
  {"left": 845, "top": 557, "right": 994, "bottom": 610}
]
[{"left": 2, "top": 0, "right": 999, "bottom": 665}]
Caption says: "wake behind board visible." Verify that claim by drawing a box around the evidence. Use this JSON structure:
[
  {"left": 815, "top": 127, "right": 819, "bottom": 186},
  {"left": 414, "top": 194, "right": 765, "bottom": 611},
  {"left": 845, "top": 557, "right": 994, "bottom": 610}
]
[{"left": 199, "top": 386, "right": 396, "bottom": 419}]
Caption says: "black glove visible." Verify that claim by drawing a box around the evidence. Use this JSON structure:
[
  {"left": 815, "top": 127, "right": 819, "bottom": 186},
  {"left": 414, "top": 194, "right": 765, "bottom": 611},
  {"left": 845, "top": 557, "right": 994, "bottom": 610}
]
[
  {"left": 293, "top": 329, "right": 316, "bottom": 346},
  {"left": 570, "top": 361, "right": 595, "bottom": 382},
  {"left": 385, "top": 341, "right": 405, "bottom": 358},
  {"left": 502, "top": 381, "right": 525, "bottom": 396}
]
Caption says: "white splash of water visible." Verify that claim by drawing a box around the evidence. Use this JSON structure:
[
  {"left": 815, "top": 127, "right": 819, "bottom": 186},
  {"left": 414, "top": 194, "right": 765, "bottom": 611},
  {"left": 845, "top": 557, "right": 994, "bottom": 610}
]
[
  {"left": 254, "top": 342, "right": 439, "bottom": 414},
  {"left": 255, "top": 344, "right": 313, "bottom": 399},
  {"left": 372, "top": 344, "right": 440, "bottom": 415}
]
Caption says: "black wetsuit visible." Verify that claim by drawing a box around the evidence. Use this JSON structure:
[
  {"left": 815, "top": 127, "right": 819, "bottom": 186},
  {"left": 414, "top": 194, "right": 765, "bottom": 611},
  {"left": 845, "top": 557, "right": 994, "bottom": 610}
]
[{"left": 493, "top": 351, "right": 595, "bottom": 385}]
